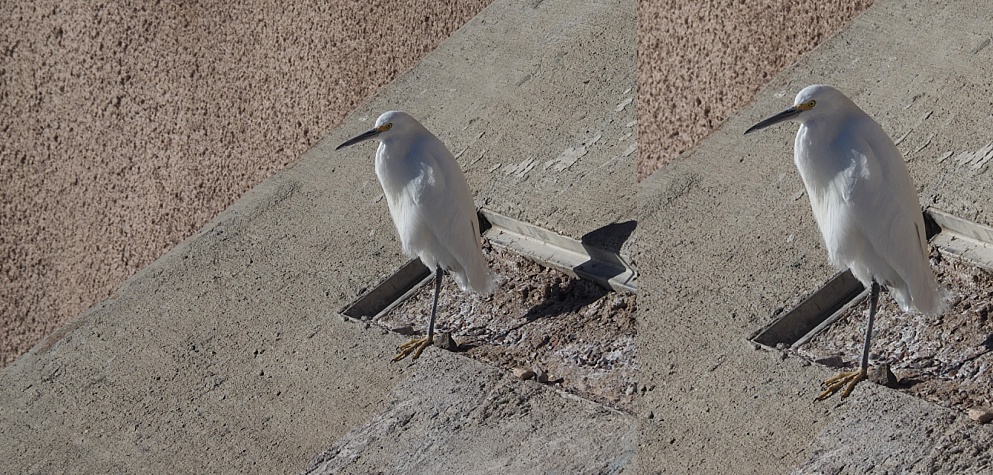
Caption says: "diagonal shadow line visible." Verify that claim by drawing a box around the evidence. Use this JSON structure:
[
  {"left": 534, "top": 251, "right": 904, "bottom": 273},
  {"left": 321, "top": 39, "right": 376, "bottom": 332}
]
[{"left": 579, "top": 220, "right": 637, "bottom": 286}]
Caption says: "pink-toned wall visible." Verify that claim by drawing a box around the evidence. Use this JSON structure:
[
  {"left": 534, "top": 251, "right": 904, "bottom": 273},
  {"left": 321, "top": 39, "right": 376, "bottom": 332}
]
[
  {"left": 638, "top": 1, "right": 872, "bottom": 178},
  {"left": 0, "top": 1, "right": 492, "bottom": 366}
]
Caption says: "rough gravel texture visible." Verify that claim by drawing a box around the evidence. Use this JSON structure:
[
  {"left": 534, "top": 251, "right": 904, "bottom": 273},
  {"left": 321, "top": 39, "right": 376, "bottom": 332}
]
[
  {"left": 798, "top": 249, "right": 993, "bottom": 415},
  {"left": 0, "top": 0, "right": 491, "bottom": 367},
  {"left": 376, "top": 243, "right": 638, "bottom": 413}
]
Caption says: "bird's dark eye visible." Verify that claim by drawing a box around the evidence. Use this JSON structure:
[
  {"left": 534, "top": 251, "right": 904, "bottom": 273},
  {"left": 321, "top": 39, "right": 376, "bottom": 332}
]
[
  {"left": 383, "top": 123, "right": 393, "bottom": 130},
  {"left": 807, "top": 100, "right": 816, "bottom": 108}
]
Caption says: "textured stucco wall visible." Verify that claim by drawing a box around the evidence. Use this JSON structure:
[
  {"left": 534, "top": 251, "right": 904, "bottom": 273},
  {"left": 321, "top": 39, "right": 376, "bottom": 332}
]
[
  {"left": 638, "top": 0, "right": 873, "bottom": 178},
  {"left": 0, "top": 1, "right": 492, "bottom": 366}
]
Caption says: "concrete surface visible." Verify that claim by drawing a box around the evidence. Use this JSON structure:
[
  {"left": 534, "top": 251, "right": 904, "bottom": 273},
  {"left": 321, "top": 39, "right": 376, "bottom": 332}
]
[
  {"left": 637, "top": 0, "right": 993, "bottom": 472},
  {"left": 304, "top": 356, "right": 635, "bottom": 474},
  {"left": 0, "top": 0, "right": 637, "bottom": 472},
  {"left": 0, "top": 0, "right": 491, "bottom": 367}
]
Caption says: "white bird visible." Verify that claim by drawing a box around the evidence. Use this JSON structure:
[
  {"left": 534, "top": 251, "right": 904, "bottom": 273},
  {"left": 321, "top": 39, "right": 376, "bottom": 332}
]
[
  {"left": 745, "top": 85, "right": 945, "bottom": 400},
  {"left": 337, "top": 111, "right": 495, "bottom": 362}
]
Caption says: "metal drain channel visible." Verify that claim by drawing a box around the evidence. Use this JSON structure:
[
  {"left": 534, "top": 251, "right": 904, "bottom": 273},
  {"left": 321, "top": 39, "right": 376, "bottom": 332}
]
[
  {"left": 751, "top": 208, "right": 993, "bottom": 349},
  {"left": 480, "top": 209, "right": 637, "bottom": 293},
  {"left": 929, "top": 209, "right": 993, "bottom": 272},
  {"left": 341, "top": 208, "right": 638, "bottom": 320},
  {"left": 751, "top": 270, "right": 867, "bottom": 349}
]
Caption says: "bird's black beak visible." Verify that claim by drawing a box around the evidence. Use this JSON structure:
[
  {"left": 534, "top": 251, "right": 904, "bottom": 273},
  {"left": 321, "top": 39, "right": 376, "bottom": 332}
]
[
  {"left": 336, "top": 128, "right": 382, "bottom": 150},
  {"left": 744, "top": 106, "right": 801, "bottom": 135}
]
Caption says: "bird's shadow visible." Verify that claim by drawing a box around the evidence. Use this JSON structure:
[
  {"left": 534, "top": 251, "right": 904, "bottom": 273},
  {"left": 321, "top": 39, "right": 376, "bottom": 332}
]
[
  {"left": 520, "top": 277, "right": 609, "bottom": 323},
  {"left": 467, "top": 274, "right": 610, "bottom": 348},
  {"left": 452, "top": 217, "right": 638, "bottom": 350}
]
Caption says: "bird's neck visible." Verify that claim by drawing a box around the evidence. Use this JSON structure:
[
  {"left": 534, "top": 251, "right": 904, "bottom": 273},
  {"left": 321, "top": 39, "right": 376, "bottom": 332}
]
[{"left": 794, "top": 122, "right": 849, "bottom": 192}]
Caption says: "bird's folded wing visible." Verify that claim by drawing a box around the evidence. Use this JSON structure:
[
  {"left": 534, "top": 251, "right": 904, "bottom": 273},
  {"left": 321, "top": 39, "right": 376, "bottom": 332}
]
[{"left": 409, "top": 138, "right": 494, "bottom": 295}]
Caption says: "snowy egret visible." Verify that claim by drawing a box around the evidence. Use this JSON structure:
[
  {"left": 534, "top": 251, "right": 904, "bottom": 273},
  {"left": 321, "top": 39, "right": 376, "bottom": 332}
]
[
  {"left": 745, "top": 85, "right": 945, "bottom": 400},
  {"left": 336, "top": 111, "right": 495, "bottom": 362}
]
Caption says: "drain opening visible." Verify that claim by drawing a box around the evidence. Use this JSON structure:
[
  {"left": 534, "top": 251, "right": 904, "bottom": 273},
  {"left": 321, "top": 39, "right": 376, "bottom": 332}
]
[
  {"left": 341, "top": 208, "right": 639, "bottom": 412},
  {"left": 753, "top": 209, "right": 993, "bottom": 412},
  {"left": 341, "top": 258, "right": 433, "bottom": 322},
  {"left": 750, "top": 270, "right": 866, "bottom": 349}
]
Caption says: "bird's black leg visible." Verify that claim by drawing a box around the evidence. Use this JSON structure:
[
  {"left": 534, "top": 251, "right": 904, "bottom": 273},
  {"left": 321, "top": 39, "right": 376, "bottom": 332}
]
[
  {"left": 859, "top": 280, "right": 880, "bottom": 373},
  {"left": 426, "top": 267, "right": 443, "bottom": 344},
  {"left": 391, "top": 267, "right": 445, "bottom": 362},
  {"left": 816, "top": 280, "right": 880, "bottom": 400}
]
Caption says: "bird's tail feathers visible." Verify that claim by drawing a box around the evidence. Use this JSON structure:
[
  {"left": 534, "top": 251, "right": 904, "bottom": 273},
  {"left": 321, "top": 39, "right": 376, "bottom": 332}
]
[
  {"left": 892, "top": 273, "right": 947, "bottom": 315},
  {"left": 460, "top": 265, "right": 497, "bottom": 296},
  {"left": 444, "top": 258, "right": 497, "bottom": 296}
]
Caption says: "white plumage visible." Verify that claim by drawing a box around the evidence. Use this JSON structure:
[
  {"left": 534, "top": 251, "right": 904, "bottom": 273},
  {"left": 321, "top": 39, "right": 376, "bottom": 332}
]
[
  {"left": 371, "top": 111, "right": 494, "bottom": 295},
  {"left": 746, "top": 84, "right": 945, "bottom": 399},
  {"left": 789, "top": 86, "right": 943, "bottom": 314},
  {"left": 337, "top": 111, "right": 494, "bottom": 361}
]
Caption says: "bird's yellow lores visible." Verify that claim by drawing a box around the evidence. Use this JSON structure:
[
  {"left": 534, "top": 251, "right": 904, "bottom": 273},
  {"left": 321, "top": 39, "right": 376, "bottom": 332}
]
[
  {"left": 746, "top": 85, "right": 946, "bottom": 400},
  {"left": 337, "top": 111, "right": 496, "bottom": 362}
]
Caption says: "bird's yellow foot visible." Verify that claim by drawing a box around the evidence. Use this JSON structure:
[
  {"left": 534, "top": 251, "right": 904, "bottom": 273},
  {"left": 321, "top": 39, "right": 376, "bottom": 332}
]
[
  {"left": 392, "top": 336, "right": 433, "bottom": 362},
  {"left": 816, "top": 368, "right": 867, "bottom": 401}
]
